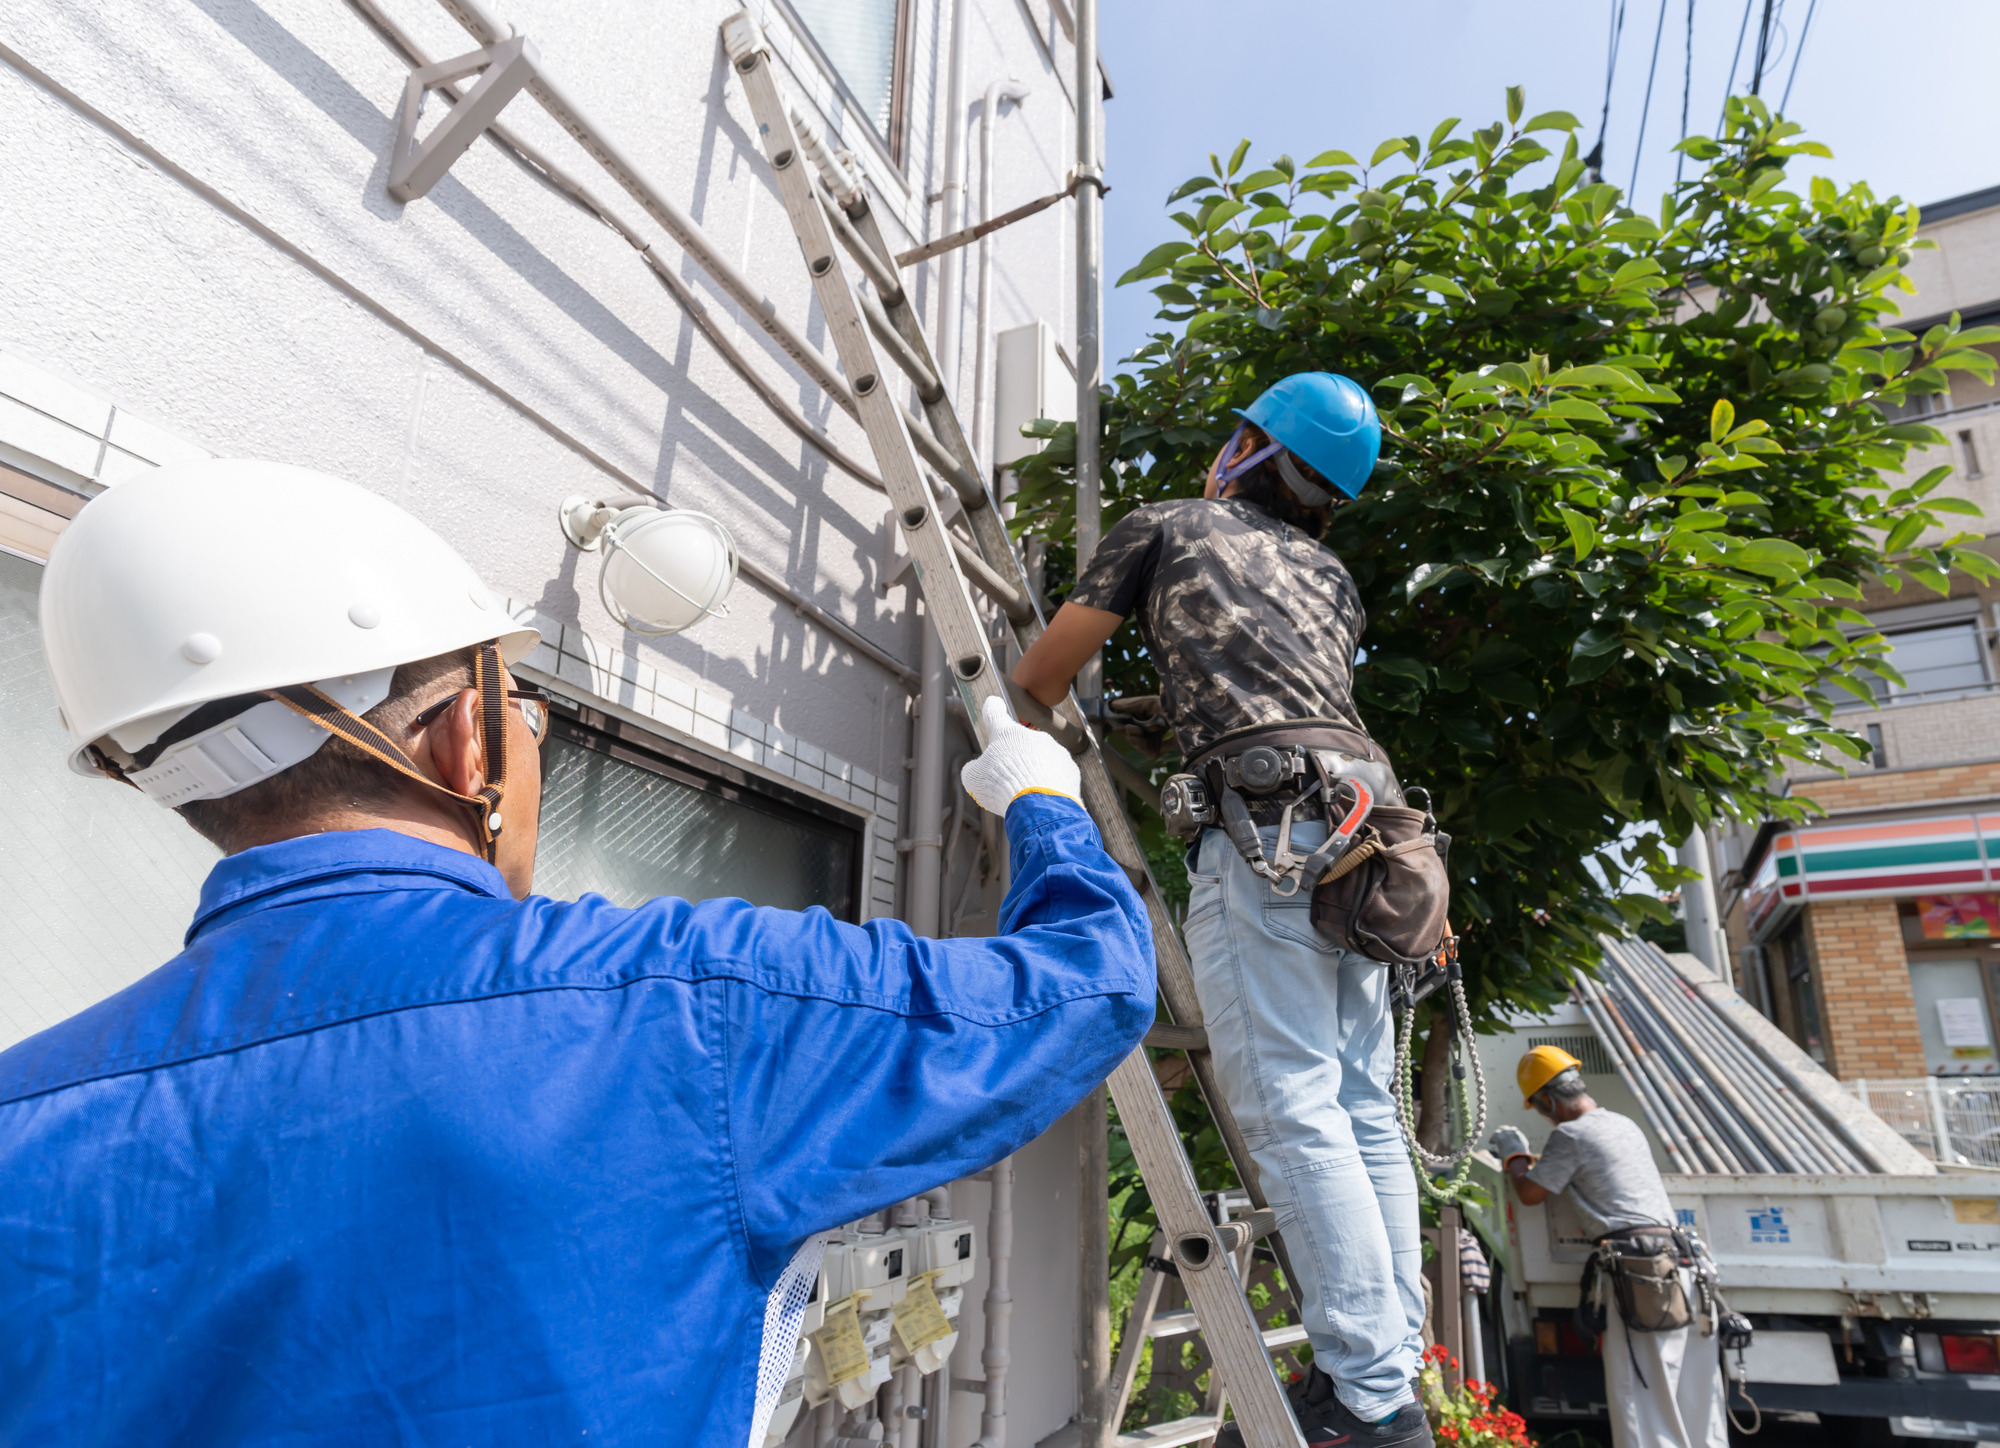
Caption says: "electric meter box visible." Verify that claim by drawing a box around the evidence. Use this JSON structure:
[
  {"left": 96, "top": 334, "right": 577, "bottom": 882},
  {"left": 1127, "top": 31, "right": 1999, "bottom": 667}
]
[
  {"left": 916, "top": 1218, "right": 978, "bottom": 1288},
  {"left": 842, "top": 1232, "right": 912, "bottom": 1306}
]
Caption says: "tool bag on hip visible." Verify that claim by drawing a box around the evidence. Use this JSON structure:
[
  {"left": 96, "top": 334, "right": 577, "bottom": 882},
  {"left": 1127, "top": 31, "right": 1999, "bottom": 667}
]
[
  {"left": 1595, "top": 1230, "right": 1694, "bottom": 1334},
  {"left": 1309, "top": 803, "right": 1452, "bottom": 967}
]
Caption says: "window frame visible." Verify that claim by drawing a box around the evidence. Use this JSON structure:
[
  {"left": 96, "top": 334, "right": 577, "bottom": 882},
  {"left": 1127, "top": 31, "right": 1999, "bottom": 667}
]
[
  {"left": 771, "top": 0, "right": 915, "bottom": 168},
  {"left": 544, "top": 699, "right": 867, "bottom": 923}
]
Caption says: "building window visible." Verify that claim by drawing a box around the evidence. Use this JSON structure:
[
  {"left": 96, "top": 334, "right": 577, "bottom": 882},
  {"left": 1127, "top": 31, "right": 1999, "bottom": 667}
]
[
  {"left": 780, "top": 0, "right": 912, "bottom": 161},
  {"left": 1844, "top": 619, "right": 1992, "bottom": 707},
  {"left": 1961, "top": 429, "right": 1986, "bottom": 481},
  {"left": 0, "top": 549, "right": 222, "bottom": 1053},
  {"left": 537, "top": 703, "right": 863, "bottom": 920},
  {"left": 1867, "top": 722, "right": 1887, "bottom": 769},
  {"left": 1774, "top": 916, "right": 1825, "bottom": 1063}
]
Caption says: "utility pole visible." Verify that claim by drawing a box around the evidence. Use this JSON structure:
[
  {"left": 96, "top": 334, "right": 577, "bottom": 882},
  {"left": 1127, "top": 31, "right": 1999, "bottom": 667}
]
[{"left": 1074, "top": 11, "right": 1111, "bottom": 1443}]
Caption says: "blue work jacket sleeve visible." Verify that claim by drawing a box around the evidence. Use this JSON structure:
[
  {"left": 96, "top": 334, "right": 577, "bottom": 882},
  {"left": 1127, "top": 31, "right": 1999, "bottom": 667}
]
[{"left": 716, "top": 793, "right": 1154, "bottom": 1284}]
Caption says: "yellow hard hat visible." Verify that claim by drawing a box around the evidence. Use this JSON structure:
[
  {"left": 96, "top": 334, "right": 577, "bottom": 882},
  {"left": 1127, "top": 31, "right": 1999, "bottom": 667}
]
[{"left": 1518, "top": 1044, "right": 1583, "bottom": 1105}]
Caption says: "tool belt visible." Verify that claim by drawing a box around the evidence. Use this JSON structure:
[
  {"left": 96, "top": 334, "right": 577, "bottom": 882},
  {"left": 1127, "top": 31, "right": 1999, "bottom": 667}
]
[
  {"left": 1577, "top": 1226, "right": 1694, "bottom": 1337},
  {"left": 1159, "top": 720, "right": 1452, "bottom": 967}
]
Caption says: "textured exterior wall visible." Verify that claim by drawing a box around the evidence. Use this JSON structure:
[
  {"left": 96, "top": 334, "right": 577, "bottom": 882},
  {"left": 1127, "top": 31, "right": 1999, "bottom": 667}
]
[
  {"left": 1792, "top": 758, "right": 2000, "bottom": 814},
  {"left": 1804, "top": 898, "right": 1925, "bottom": 1080},
  {"left": 2, "top": 0, "right": 1099, "bottom": 1437}
]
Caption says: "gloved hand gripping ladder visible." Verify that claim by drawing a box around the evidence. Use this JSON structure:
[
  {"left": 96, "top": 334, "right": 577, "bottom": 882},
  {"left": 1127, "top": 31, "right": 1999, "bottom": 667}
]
[{"left": 720, "top": 15, "right": 1307, "bottom": 1447}]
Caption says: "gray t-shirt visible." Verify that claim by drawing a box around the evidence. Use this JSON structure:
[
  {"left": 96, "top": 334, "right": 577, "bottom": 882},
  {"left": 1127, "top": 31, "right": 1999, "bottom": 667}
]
[{"left": 1526, "top": 1108, "right": 1675, "bottom": 1241}]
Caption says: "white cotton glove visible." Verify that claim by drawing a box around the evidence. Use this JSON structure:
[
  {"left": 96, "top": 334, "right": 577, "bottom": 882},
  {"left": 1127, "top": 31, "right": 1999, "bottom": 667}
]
[
  {"left": 1489, "top": 1125, "right": 1532, "bottom": 1162},
  {"left": 959, "top": 695, "right": 1082, "bottom": 815}
]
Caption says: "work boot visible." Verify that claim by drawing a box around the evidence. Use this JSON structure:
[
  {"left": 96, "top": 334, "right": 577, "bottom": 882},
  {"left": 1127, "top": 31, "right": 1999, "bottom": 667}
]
[{"left": 1213, "top": 1364, "right": 1435, "bottom": 1448}]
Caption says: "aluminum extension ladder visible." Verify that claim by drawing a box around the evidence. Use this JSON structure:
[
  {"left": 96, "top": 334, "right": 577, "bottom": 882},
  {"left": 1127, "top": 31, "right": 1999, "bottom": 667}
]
[{"left": 719, "top": 15, "right": 1306, "bottom": 1447}]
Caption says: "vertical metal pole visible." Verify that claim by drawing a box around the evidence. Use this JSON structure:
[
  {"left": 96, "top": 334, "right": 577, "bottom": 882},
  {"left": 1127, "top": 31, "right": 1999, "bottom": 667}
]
[
  {"left": 975, "top": 1156, "right": 1015, "bottom": 1448},
  {"left": 1072, "top": 0, "right": 1104, "bottom": 709},
  {"left": 935, "top": 0, "right": 970, "bottom": 396},
  {"left": 1928, "top": 1074, "right": 1954, "bottom": 1164},
  {"left": 1079, "top": 1086, "right": 1111, "bottom": 1447},
  {"left": 1438, "top": 1206, "right": 1463, "bottom": 1395},
  {"left": 909, "top": 613, "right": 948, "bottom": 935}
]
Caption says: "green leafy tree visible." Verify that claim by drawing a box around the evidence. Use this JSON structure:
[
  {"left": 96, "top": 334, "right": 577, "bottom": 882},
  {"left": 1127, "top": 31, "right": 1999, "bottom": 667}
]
[{"left": 1015, "top": 92, "right": 1996, "bottom": 1022}]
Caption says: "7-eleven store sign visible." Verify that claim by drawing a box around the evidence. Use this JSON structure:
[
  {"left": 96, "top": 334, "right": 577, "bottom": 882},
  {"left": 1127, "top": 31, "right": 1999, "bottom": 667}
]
[{"left": 1746, "top": 812, "right": 1998, "bottom": 938}]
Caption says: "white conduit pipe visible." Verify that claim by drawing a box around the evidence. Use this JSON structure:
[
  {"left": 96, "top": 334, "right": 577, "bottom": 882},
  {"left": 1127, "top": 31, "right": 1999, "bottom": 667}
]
[
  {"left": 933, "top": 0, "right": 971, "bottom": 400},
  {"left": 973, "top": 1156, "right": 1014, "bottom": 1448},
  {"left": 969, "top": 80, "right": 1030, "bottom": 472}
]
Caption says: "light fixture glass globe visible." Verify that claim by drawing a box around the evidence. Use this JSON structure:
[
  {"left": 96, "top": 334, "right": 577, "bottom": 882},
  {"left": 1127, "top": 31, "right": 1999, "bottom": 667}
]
[{"left": 596, "top": 506, "right": 738, "bottom": 635}]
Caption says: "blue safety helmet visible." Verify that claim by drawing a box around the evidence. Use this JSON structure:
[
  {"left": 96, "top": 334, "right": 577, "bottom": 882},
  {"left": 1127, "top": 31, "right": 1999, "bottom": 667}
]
[{"left": 1220, "top": 372, "right": 1382, "bottom": 503}]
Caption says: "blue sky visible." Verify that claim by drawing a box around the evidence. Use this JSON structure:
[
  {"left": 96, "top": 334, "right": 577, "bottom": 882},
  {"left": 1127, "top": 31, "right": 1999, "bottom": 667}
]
[{"left": 1099, "top": 0, "right": 2000, "bottom": 372}]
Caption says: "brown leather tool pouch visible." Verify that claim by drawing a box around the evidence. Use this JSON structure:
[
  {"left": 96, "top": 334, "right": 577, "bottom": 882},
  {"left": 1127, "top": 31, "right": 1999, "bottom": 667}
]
[
  {"left": 1604, "top": 1231, "right": 1693, "bottom": 1333},
  {"left": 1309, "top": 805, "right": 1451, "bottom": 966}
]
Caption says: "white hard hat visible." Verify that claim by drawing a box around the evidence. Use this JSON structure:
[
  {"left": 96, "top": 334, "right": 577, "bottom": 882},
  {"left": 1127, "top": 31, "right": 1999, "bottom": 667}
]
[{"left": 42, "top": 459, "right": 539, "bottom": 806}]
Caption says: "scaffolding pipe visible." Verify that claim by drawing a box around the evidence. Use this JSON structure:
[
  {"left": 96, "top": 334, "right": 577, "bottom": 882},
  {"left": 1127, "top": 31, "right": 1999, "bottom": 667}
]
[
  {"left": 1612, "top": 982, "right": 1764, "bottom": 1171},
  {"left": 1615, "top": 954, "right": 1799, "bottom": 1172},
  {"left": 934, "top": 0, "right": 972, "bottom": 405},
  {"left": 1595, "top": 987, "right": 1735, "bottom": 1172},
  {"left": 1573, "top": 978, "right": 1698, "bottom": 1173},
  {"left": 1620, "top": 945, "right": 1861, "bottom": 1174},
  {"left": 1581, "top": 975, "right": 1722, "bottom": 1172}
]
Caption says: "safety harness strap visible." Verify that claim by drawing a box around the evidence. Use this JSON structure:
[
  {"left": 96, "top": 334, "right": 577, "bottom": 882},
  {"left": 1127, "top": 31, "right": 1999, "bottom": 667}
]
[{"left": 266, "top": 640, "right": 510, "bottom": 863}]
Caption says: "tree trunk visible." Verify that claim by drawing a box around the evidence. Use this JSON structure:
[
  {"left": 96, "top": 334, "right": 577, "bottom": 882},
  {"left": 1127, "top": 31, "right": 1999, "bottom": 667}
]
[{"left": 1415, "top": 1010, "right": 1454, "bottom": 1154}]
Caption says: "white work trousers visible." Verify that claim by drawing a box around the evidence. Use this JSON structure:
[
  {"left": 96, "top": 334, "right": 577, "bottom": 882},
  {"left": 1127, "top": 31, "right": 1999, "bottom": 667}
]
[{"left": 1602, "top": 1275, "right": 1728, "bottom": 1448}]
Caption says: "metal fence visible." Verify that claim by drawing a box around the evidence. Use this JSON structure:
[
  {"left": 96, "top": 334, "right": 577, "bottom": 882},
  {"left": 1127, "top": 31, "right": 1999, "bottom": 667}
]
[{"left": 1847, "top": 1078, "right": 2000, "bottom": 1168}]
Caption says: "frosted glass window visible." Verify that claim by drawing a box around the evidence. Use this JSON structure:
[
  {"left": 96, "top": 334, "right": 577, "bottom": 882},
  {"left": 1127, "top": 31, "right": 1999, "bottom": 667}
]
[
  {"left": 785, "top": 0, "right": 904, "bottom": 143},
  {"left": 534, "top": 722, "right": 859, "bottom": 919},
  {"left": 0, "top": 549, "right": 221, "bottom": 1052}
]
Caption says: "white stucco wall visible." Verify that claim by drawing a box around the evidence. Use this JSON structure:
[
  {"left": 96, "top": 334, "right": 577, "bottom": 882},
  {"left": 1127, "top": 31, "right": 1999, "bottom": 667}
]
[{"left": 1, "top": 0, "right": 1097, "bottom": 1436}]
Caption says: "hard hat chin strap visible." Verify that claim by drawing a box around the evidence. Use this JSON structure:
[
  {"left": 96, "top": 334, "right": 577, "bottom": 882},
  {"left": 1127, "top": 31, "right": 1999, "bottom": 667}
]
[{"left": 266, "top": 640, "right": 510, "bottom": 864}]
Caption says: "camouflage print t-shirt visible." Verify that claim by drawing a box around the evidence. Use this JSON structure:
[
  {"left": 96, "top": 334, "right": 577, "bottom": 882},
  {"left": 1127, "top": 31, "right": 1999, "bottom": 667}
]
[{"left": 1067, "top": 497, "right": 1369, "bottom": 758}]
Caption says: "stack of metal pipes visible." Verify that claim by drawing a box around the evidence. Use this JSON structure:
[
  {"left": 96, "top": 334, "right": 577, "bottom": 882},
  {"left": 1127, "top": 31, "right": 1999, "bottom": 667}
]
[{"left": 1574, "top": 937, "right": 1868, "bottom": 1175}]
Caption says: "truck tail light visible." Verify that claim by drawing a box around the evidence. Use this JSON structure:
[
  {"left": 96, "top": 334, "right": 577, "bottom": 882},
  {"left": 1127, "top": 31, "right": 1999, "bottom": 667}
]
[
  {"left": 1532, "top": 1320, "right": 1600, "bottom": 1356},
  {"left": 1942, "top": 1335, "right": 2000, "bottom": 1374}
]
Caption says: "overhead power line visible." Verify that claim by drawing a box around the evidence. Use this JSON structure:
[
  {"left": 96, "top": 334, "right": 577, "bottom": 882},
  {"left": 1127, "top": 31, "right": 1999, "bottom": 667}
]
[
  {"left": 1749, "top": 0, "right": 1779, "bottom": 95},
  {"left": 1629, "top": 0, "right": 1671, "bottom": 196},
  {"left": 1675, "top": 0, "right": 1696, "bottom": 186},
  {"left": 1780, "top": 0, "right": 1819, "bottom": 109},
  {"left": 1715, "top": 0, "right": 1754, "bottom": 135},
  {"left": 1588, "top": 0, "right": 1630, "bottom": 182}
]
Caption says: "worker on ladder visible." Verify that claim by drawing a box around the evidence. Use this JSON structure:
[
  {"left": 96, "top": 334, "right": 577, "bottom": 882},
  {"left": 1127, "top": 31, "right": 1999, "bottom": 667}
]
[
  {"left": 0, "top": 460, "right": 1155, "bottom": 1447},
  {"left": 1494, "top": 1046, "right": 1729, "bottom": 1448},
  {"left": 1015, "top": 374, "right": 1436, "bottom": 1448}
]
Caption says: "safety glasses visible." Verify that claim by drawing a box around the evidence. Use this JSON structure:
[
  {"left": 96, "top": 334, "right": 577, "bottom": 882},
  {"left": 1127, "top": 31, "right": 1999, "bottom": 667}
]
[{"left": 412, "top": 686, "right": 554, "bottom": 746}]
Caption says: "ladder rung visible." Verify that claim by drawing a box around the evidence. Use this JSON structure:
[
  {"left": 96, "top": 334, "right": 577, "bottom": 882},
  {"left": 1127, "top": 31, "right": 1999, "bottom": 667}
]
[
  {"left": 1143, "top": 1023, "right": 1208, "bottom": 1051},
  {"left": 1115, "top": 1416, "right": 1227, "bottom": 1448},
  {"left": 900, "top": 403, "right": 985, "bottom": 503},
  {"left": 947, "top": 529, "right": 1033, "bottom": 623},
  {"left": 1148, "top": 1309, "right": 1199, "bottom": 1340},
  {"left": 860, "top": 290, "right": 942, "bottom": 404},
  {"left": 819, "top": 188, "right": 905, "bottom": 304}
]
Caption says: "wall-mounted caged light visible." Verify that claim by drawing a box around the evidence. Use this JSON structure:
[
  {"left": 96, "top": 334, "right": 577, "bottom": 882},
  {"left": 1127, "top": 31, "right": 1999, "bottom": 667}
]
[{"left": 558, "top": 497, "right": 738, "bottom": 635}]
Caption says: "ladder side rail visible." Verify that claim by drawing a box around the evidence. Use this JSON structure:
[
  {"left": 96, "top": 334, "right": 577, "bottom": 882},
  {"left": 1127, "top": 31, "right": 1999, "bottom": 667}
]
[
  {"left": 825, "top": 109, "right": 1302, "bottom": 1303},
  {"left": 1106, "top": 1051, "right": 1307, "bottom": 1447},
  {"left": 1108, "top": 1237, "right": 1169, "bottom": 1430},
  {"left": 729, "top": 29, "right": 1300, "bottom": 1445},
  {"left": 728, "top": 47, "right": 1006, "bottom": 723}
]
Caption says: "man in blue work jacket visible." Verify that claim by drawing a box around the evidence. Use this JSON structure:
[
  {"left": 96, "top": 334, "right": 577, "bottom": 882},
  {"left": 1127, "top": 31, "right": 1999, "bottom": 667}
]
[{"left": 0, "top": 460, "right": 1154, "bottom": 1446}]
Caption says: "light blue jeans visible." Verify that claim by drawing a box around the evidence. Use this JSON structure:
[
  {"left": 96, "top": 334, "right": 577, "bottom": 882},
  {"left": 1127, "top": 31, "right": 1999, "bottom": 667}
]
[{"left": 1182, "top": 819, "right": 1425, "bottom": 1420}]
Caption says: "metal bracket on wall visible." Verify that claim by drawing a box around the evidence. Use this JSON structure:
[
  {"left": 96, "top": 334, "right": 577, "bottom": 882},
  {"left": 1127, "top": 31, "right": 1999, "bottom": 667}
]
[{"left": 388, "top": 34, "right": 540, "bottom": 203}]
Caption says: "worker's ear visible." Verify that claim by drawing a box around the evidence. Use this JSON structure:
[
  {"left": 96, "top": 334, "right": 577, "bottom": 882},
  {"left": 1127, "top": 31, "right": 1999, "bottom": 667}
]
[{"left": 424, "top": 688, "right": 488, "bottom": 797}]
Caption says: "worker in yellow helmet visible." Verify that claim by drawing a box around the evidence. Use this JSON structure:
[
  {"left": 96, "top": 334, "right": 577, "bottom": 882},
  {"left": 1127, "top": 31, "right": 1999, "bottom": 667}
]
[{"left": 1490, "top": 1045, "right": 1724, "bottom": 1448}]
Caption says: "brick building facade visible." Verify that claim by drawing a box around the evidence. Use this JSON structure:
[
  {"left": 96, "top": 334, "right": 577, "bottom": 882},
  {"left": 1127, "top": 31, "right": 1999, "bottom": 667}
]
[{"left": 1716, "top": 183, "right": 2000, "bottom": 1084}]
